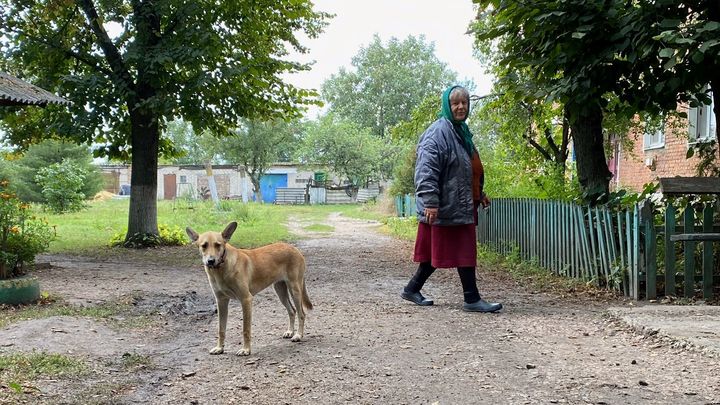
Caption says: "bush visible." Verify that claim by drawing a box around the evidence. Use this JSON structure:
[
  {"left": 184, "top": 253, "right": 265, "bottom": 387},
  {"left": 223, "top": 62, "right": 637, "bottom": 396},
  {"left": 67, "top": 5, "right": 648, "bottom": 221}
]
[
  {"left": 389, "top": 145, "right": 416, "bottom": 198},
  {"left": 0, "top": 180, "right": 54, "bottom": 279},
  {"left": 12, "top": 140, "right": 104, "bottom": 203},
  {"left": 109, "top": 224, "right": 187, "bottom": 248},
  {"left": 35, "top": 159, "right": 88, "bottom": 213}
]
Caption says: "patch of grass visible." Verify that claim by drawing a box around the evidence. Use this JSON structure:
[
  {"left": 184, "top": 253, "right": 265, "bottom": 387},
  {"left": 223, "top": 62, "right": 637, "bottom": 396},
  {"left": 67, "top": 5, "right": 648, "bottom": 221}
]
[
  {"left": 120, "top": 352, "right": 153, "bottom": 371},
  {"left": 43, "top": 199, "right": 297, "bottom": 253},
  {"left": 477, "top": 244, "right": 590, "bottom": 293},
  {"left": 0, "top": 351, "right": 87, "bottom": 398},
  {"left": 0, "top": 298, "right": 152, "bottom": 328},
  {"left": 0, "top": 351, "right": 87, "bottom": 379},
  {"left": 303, "top": 224, "right": 334, "bottom": 232},
  {"left": 42, "top": 199, "right": 399, "bottom": 256},
  {"left": 380, "top": 216, "right": 418, "bottom": 241}
]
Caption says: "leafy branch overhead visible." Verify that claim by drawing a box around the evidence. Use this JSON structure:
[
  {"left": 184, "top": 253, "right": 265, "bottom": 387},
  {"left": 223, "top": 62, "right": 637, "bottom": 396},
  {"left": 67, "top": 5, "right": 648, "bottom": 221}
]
[{"left": 471, "top": 0, "right": 720, "bottom": 202}]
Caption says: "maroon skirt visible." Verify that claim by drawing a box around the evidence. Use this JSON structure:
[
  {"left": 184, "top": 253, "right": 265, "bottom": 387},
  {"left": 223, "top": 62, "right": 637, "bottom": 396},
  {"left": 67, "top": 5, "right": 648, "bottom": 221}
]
[{"left": 413, "top": 222, "right": 477, "bottom": 268}]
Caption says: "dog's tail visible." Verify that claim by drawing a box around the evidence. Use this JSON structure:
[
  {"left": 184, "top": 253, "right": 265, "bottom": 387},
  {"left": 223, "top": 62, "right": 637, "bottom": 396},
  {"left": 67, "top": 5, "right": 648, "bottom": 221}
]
[{"left": 302, "top": 278, "right": 313, "bottom": 311}]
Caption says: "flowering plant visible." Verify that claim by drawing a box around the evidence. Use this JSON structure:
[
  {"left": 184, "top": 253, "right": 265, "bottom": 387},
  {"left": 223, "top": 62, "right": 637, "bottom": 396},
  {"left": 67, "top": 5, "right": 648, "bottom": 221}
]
[{"left": 0, "top": 180, "right": 54, "bottom": 279}]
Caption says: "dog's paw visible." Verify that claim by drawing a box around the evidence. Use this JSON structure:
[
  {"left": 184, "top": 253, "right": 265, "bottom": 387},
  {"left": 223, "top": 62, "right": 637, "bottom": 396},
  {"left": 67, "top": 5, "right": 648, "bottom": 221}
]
[
  {"left": 209, "top": 346, "right": 224, "bottom": 355},
  {"left": 282, "top": 330, "right": 294, "bottom": 339},
  {"left": 236, "top": 348, "right": 251, "bottom": 356},
  {"left": 290, "top": 334, "right": 303, "bottom": 342}
]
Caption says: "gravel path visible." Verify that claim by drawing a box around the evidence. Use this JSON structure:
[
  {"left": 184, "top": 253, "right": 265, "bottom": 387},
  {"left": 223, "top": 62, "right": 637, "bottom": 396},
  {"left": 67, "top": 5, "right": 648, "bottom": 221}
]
[{"left": 2, "top": 213, "right": 719, "bottom": 404}]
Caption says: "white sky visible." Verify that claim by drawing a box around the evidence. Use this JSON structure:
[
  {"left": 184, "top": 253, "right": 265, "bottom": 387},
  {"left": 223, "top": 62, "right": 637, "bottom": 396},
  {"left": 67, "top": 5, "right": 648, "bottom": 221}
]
[{"left": 285, "top": 0, "right": 495, "bottom": 116}]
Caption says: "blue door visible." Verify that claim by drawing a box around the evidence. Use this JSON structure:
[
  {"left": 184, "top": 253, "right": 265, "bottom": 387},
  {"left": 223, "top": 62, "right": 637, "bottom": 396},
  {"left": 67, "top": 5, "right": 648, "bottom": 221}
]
[{"left": 259, "top": 173, "right": 287, "bottom": 203}]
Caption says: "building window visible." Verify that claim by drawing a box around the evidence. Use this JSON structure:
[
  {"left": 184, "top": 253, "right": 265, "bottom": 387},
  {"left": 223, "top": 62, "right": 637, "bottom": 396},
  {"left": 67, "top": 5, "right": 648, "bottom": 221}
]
[
  {"left": 643, "top": 118, "right": 665, "bottom": 150},
  {"left": 179, "top": 175, "right": 187, "bottom": 183},
  {"left": 688, "top": 94, "right": 716, "bottom": 144}
]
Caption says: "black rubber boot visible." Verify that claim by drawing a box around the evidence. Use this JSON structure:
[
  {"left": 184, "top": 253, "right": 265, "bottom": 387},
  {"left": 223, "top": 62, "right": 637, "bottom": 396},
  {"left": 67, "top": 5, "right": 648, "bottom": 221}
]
[
  {"left": 401, "top": 262, "right": 435, "bottom": 306},
  {"left": 457, "top": 267, "right": 502, "bottom": 312},
  {"left": 458, "top": 267, "right": 480, "bottom": 303}
]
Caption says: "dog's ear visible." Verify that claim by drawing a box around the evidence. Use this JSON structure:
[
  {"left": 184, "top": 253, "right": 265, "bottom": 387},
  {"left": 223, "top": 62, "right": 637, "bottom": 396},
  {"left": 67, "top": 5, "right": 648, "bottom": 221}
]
[
  {"left": 221, "top": 221, "right": 238, "bottom": 241},
  {"left": 186, "top": 227, "right": 199, "bottom": 243}
]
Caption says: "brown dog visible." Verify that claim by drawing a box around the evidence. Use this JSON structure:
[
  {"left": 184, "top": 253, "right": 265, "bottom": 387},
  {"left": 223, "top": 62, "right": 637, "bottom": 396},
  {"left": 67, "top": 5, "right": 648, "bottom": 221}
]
[{"left": 186, "top": 222, "right": 312, "bottom": 356}]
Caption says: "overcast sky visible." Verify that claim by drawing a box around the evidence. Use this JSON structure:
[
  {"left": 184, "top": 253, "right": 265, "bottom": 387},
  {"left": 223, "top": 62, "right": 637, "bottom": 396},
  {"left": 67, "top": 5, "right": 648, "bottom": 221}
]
[{"left": 285, "top": 0, "right": 494, "bottom": 116}]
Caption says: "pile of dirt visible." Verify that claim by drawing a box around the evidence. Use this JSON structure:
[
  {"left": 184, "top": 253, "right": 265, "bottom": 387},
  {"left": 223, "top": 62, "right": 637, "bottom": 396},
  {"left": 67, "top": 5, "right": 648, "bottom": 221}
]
[{"left": 92, "top": 191, "right": 116, "bottom": 201}]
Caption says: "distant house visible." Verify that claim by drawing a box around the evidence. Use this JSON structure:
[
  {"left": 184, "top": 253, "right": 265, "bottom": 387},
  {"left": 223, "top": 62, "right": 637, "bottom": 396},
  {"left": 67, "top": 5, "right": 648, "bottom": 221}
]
[
  {"left": 611, "top": 100, "right": 718, "bottom": 192},
  {"left": 99, "top": 163, "right": 322, "bottom": 203}
]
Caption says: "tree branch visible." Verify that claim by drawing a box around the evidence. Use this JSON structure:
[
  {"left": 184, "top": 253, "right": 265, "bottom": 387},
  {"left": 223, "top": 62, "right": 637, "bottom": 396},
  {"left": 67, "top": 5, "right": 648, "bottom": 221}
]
[
  {"left": 75, "top": 0, "right": 136, "bottom": 103},
  {"left": 543, "top": 127, "right": 562, "bottom": 159},
  {"left": 3, "top": 25, "right": 113, "bottom": 77},
  {"left": 560, "top": 116, "right": 570, "bottom": 163},
  {"left": 523, "top": 129, "right": 553, "bottom": 161}
]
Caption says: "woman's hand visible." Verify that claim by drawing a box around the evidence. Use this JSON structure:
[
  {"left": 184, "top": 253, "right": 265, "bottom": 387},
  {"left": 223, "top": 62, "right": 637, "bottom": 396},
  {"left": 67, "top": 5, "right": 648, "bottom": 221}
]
[
  {"left": 480, "top": 194, "right": 491, "bottom": 209},
  {"left": 424, "top": 207, "right": 438, "bottom": 225}
]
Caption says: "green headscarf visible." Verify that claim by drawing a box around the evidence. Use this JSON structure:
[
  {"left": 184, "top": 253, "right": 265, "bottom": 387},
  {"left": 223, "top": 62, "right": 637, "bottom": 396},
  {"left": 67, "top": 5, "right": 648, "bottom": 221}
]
[{"left": 440, "top": 85, "right": 475, "bottom": 156}]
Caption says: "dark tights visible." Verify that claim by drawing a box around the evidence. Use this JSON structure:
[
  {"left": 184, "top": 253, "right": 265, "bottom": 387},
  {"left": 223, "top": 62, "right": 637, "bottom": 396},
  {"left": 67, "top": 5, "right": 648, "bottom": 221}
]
[{"left": 404, "top": 262, "right": 480, "bottom": 304}]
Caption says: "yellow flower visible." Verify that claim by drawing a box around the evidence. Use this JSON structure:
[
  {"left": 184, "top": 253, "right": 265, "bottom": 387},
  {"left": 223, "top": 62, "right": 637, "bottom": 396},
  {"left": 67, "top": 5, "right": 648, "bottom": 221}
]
[
  {"left": 9, "top": 226, "right": 19, "bottom": 234},
  {"left": 0, "top": 180, "right": 8, "bottom": 187}
]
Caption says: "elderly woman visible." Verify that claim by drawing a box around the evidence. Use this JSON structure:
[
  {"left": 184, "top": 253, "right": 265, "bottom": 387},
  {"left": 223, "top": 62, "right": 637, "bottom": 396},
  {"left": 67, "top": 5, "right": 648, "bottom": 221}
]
[{"left": 401, "top": 85, "right": 503, "bottom": 313}]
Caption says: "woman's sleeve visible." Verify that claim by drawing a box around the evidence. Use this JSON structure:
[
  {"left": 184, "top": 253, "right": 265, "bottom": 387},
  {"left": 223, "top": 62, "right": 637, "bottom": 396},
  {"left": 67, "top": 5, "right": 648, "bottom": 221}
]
[{"left": 415, "top": 127, "right": 443, "bottom": 208}]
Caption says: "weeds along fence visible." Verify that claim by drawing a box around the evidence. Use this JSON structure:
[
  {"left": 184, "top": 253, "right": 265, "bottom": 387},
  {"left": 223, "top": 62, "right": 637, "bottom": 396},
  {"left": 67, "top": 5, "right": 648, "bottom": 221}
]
[{"left": 476, "top": 198, "right": 720, "bottom": 300}]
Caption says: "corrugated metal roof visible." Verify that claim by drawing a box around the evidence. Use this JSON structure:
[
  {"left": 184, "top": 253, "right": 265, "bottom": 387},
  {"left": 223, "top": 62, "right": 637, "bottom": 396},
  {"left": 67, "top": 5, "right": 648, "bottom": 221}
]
[{"left": 0, "top": 72, "right": 71, "bottom": 107}]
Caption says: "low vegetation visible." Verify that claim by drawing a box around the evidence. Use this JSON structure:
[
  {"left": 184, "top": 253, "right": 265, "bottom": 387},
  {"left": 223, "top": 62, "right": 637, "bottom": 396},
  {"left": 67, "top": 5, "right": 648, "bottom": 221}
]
[
  {"left": 0, "top": 293, "right": 149, "bottom": 329},
  {"left": 0, "top": 351, "right": 87, "bottom": 397},
  {"left": 41, "top": 199, "right": 387, "bottom": 254}
]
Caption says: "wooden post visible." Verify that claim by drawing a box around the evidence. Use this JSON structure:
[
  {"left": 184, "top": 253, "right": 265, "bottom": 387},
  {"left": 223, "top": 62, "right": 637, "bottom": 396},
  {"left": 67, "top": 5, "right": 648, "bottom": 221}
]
[
  {"left": 683, "top": 207, "right": 696, "bottom": 298},
  {"left": 664, "top": 205, "right": 676, "bottom": 297},
  {"left": 644, "top": 210, "right": 657, "bottom": 300},
  {"left": 702, "top": 204, "right": 714, "bottom": 299}
]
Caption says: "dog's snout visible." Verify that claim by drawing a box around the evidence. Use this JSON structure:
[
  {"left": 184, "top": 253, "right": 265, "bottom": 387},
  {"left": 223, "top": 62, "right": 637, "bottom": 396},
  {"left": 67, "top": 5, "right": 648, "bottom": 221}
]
[{"left": 206, "top": 258, "right": 216, "bottom": 266}]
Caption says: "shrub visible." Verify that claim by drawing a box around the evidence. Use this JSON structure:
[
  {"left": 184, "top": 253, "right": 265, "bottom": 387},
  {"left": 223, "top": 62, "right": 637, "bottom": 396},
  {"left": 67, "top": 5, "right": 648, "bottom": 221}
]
[
  {"left": 109, "top": 224, "right": 187, "bottom": 248},
  {"left": 0, "top": 180, "right": 54, "bottom": 279},
  {"left": 12, "top": 140, "right": 104, "bottom": 203},
  {"left": 35, "top": 159, "right": 88, "bottom": 213},
  {"left": 389, "top": 145, "right": 416, "bottom": 198}
]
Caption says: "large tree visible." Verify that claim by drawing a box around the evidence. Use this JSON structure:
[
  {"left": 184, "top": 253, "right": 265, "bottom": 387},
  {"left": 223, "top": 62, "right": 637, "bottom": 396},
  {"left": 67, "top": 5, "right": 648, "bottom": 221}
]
[
  {"left": 474, "top": 1, "right": 720, "bottom": 201},
  {"left": 0, "top": 0, "right": 328, "bottom": 244},
  {"left": 322, "top": 34, "right": 459, "bottom": 138},
  {"left": 473, "top": 1, "right": 635, "bottom": 202},
  {"left": 626, "top": 0, "right": 720, "bottom": 144}
]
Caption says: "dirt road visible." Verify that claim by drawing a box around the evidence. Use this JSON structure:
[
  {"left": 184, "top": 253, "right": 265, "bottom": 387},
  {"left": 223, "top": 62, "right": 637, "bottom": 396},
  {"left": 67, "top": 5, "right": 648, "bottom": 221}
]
[{"left": 2, "top": 213, "right": 719, "bottom": 404}]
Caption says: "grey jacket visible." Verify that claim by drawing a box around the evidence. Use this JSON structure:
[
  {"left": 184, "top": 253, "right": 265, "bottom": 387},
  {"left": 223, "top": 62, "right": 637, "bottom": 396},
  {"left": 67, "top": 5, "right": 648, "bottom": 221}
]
[{"left": 414, "top": 117, "right": 478, "bottom": 225}]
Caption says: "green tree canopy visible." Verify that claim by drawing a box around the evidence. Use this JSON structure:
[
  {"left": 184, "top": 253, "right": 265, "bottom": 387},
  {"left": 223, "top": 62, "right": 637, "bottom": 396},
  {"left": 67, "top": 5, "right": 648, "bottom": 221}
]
[
  {"left": 0, "top": 0, "right": 329, "bottom": 243},
  {"left": 296, "top": 115, "right": 386, "bottom": 186},
  {"left": 321, "top": 34, "right": 460, "bottom": 138}
]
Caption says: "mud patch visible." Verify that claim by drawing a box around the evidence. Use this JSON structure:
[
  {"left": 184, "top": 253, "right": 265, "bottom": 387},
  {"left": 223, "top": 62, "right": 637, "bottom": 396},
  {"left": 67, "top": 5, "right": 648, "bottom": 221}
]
[
  {"left": 0, "top": 316, "right": 146, "bottom": 357},
  {"left": 131, "top": 291, "right": 216, "bottom": 319}
]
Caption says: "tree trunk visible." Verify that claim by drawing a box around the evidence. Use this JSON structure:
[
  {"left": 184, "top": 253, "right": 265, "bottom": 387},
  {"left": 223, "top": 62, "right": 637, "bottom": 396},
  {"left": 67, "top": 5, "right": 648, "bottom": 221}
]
[
  {"left": 204, "top": 161, "right": 220, "bottom": 207},
  {"left": 126, "top": 109, "right": 159, "bottom": 240},
  {"left": 566, "top": 103, "right": 611, "bottom": 204},
  {"left": 712, "top": 78, "right": 720, "bottom": 146},
  {"left": 250, "top": 174, "right": 263, "bottom": 203}
]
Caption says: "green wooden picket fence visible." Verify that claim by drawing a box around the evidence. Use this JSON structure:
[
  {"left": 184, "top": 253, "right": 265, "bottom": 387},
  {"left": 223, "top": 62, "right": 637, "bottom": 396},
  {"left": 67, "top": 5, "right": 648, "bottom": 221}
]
[
  {"left": 394, "top": 194, "right": 415, "bottom": 217},
  {"left": 477, "top": 198, "right": 720, "bottom": 300}
]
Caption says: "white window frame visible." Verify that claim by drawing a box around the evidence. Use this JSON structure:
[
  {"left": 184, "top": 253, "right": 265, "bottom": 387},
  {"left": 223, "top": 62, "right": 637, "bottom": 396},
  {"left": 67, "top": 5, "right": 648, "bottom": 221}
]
[
  {"left": 643, "top": 119, "right": 665, "bottom": 150},
  {"left": 688, "top": 91, "right": 715, "bottom": 144}
]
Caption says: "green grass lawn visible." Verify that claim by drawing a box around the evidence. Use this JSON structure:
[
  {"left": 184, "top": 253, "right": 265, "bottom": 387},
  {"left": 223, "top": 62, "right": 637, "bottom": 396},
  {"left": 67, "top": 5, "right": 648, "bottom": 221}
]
[{"left": 39, "top": 199, "right": 391, "bottom": 254}]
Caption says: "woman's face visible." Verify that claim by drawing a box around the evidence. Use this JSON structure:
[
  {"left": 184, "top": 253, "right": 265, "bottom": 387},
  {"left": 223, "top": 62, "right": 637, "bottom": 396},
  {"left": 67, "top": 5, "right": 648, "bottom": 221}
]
[{"left": 449, "top": 90, "right": 469, "bottom": 121}]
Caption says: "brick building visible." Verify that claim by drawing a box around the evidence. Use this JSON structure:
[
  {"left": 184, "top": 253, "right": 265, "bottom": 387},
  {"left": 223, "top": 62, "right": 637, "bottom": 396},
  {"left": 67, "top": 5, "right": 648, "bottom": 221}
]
[{"left": 612, "top": 101, "right": 718, "bottom": 192}]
